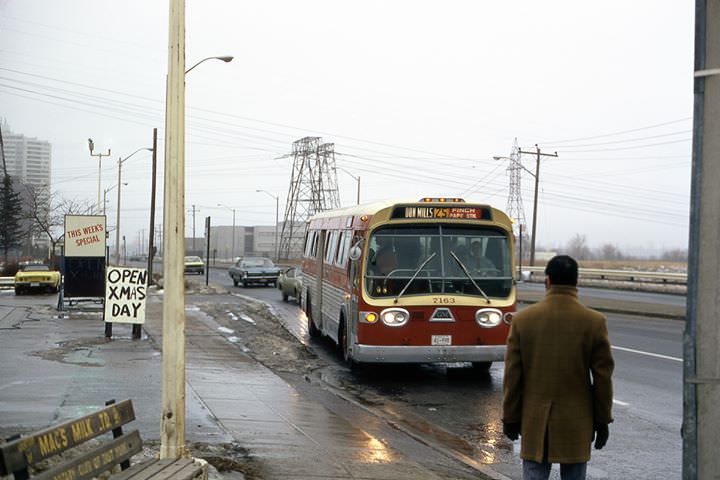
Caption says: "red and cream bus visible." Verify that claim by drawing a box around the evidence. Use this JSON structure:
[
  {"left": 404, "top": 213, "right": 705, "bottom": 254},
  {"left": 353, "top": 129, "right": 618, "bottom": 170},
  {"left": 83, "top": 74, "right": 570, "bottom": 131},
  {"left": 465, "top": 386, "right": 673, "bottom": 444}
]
[{"left": 300, "top": 198, "right": 515, "bottom": 370}]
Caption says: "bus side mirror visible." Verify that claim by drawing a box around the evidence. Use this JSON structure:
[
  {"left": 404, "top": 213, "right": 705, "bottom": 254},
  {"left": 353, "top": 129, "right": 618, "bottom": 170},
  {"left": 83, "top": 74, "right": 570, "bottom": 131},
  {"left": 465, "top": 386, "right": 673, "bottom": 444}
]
[{"left": 348, "top": 244, "right": 363, "bottom": 262}]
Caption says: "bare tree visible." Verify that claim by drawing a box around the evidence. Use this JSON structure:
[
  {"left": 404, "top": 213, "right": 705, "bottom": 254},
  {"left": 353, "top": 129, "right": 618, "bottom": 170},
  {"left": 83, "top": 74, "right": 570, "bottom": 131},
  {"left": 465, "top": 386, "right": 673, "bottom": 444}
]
[
  {"left": 597, "top": 243, "right": 623, "bottom": 261},
  {"left": 661, "top": 248, "right": 688, "bottom": 262},
  {"left": 24, "top": 184, "right": 94, "bottom": 262},
  {"left": 565, "top": 234, "right": 592, "bottom": 260}
]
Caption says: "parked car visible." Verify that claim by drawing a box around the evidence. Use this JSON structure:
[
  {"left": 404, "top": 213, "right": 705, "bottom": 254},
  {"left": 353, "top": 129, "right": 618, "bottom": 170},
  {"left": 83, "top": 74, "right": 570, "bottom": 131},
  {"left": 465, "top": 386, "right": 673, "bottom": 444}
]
[
  {"left": 277, "top": 266, "right": 302, "bottom": 302},
  {"left": 184, "top": 256, "right": 205, "bottom": 275},
  {"left": 15, "top": 264, "right": 61, "bottom": 295},
  {"left": 229, "top": 257, "right": 282, "bottom": 287}
]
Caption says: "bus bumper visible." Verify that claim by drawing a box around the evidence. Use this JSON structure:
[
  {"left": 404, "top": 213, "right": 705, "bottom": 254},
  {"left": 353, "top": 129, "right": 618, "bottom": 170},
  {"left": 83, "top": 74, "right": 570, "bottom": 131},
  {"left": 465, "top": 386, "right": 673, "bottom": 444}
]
[{"left": 352, "top": 344, "right": 506, "bottom": 364}]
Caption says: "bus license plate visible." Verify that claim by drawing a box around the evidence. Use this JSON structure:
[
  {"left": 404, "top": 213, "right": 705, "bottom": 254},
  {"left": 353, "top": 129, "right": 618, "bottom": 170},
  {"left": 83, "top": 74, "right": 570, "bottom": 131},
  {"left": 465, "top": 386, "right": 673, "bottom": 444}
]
[
  {"left": 30, "top": 282, "right": 40, "bottom": 287},
  {"left": 432, "top": 335, "right": 451, "bottom": 346}
]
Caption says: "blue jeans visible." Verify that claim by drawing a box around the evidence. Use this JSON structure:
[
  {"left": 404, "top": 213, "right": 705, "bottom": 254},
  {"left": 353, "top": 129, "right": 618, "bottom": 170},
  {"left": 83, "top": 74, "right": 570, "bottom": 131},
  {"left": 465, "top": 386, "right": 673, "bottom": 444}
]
[{"left": 523, "top": 460, "right": 587, "bottom": 480}]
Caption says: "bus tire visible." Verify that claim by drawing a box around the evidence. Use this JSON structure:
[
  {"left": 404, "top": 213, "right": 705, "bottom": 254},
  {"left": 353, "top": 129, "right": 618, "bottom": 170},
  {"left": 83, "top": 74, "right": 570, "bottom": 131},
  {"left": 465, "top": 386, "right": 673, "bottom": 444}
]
[
  {"left": 307, "top": 297, "right": 321, "bottom": 339},
  {"left": 339, "top": 318, "right": 359, "bottom": 371},
  {"left": 471, "top": 361, "right": 492, "bottom": 373}
]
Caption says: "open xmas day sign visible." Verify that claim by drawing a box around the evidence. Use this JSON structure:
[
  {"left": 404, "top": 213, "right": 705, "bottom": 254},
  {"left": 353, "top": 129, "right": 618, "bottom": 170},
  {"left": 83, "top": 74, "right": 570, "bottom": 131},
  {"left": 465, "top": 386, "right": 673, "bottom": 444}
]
[{"left": 104, "top": 267, "right": 148, "bottom": 324}]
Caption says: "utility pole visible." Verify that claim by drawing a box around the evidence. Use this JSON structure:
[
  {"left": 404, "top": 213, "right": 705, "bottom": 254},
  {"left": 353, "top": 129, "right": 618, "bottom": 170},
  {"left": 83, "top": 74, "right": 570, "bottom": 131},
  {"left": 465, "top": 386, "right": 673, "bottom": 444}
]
[
  {"left": 88, "top": 139, "right": 111, "bottom": 214},
  {"left": 518, "top": 144, "right": 557, "bottom": 266},
  {"left": 160, "top": 0, "right": 186, "bottom": 460},
  {"left": 189, "top": 204, "right": 198, "bottom": 254},
  {"left": 684, "top": 1, "right": 720, "bottom": 478},
  {"left": 148, "top": 128, "right": 158, "bottom": 283},
  {"left": 0, "top": 124, "right": 7, "bottom": 177}
]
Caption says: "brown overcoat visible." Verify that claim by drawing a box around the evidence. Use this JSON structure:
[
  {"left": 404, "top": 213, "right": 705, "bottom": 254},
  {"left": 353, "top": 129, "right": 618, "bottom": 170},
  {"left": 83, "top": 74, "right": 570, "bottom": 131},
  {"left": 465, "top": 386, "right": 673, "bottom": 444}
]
[{"left": 502, "top": 285, "right": 614, "bottom": 464}]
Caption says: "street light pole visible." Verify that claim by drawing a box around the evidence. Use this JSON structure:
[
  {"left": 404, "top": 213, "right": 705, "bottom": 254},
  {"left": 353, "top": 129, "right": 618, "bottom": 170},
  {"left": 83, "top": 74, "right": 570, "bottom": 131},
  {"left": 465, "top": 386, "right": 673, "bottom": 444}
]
[
  {"left": 160, "top": 0, "right": 186, "bottom": 460},
  {"left": 114, "top": 148, "right": 152, "bottom": 266},
  {"left": 335, "top": 167, "right": 360, "bottom": 205},
  {"left": 88, "top": 139, "right": 110, "bottom": 214},
  {"left": 256, "top": 190, "right": 279, "bottom": 262},
  {"left": 217, "top": 204, "right": 236, "bottom": 261},
  {"left": 160, "top": 7, "right": 233, "bottom": 456}
]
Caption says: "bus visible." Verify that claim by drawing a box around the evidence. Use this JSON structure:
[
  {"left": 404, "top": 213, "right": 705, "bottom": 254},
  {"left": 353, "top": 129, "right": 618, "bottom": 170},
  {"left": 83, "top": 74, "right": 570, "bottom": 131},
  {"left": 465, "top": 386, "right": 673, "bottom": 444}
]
[{"left": 300, "top": 198, "right": 515, "bottom": 370}]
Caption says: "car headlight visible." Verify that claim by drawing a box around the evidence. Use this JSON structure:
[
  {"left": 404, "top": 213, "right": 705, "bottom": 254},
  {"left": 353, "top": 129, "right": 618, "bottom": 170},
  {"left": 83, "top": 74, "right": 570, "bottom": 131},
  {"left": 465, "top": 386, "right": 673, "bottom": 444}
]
[
  {"left": 380, "top": 308, "right": 409, "bottom": 327},
  {"left": 475, "top": 308, "right": 502, "bottom": 328}
]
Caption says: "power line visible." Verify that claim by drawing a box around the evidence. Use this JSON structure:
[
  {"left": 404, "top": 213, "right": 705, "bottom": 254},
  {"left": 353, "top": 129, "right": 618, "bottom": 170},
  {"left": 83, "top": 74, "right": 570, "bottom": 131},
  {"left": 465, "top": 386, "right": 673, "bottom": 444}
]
[{"left": 539, "top": 117, "right": 692, "bottom": 145}]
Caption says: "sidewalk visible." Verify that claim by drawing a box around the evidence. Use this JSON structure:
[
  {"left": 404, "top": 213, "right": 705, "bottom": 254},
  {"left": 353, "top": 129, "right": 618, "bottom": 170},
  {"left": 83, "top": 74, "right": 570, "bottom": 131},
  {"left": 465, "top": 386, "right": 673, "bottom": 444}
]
[
  {"left": 0, "top": 294, "right": 489, "bottom": 479},
  {"left": 144, "top": 296, "right": 480, "bottom": 480}
]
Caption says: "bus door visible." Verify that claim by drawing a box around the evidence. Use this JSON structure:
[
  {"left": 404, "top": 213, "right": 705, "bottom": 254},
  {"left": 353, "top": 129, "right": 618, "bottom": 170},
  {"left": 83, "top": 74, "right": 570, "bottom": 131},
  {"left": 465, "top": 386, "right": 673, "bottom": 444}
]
[
  {"left": 347, "top": 235, "right": 362, "bottom": 347},
  {"left": 314, "top": 229, "right": 326, "bottom": 334}
]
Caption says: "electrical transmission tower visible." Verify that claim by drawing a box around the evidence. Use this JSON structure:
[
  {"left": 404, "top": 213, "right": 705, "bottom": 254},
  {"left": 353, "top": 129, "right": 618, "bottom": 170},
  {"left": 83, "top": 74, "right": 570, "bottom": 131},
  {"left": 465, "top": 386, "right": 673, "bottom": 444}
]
[
  {"left": 505, "top": 138, "right": 527, "bottom": 228},
  {"left": 278, "top": 137, "right": 340, "bottom": 260}
]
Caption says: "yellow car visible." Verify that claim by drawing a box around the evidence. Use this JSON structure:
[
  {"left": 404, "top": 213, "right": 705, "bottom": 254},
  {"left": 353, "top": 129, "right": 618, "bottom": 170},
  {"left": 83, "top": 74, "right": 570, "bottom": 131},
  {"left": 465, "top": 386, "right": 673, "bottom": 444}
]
[
  {"left": 184, "top": 256, "right": 205, "bottom": 275},
  {"left": 15, "top": 264, "right": 61, "bottom": 294}
]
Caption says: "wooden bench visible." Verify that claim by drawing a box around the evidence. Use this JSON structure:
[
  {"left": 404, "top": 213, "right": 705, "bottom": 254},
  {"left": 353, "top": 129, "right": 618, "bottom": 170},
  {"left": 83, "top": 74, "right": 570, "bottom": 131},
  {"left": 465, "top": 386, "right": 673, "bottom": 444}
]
[{"left": 0, "top": 399, "right": 207, "bottom": 480}]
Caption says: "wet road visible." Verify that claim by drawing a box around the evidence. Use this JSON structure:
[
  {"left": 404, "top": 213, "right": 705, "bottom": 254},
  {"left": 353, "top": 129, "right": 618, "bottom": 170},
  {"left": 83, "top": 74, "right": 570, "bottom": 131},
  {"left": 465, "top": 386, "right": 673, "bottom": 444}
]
[{"left": 205, "top": 267, "right": 683, "bottom": 479}]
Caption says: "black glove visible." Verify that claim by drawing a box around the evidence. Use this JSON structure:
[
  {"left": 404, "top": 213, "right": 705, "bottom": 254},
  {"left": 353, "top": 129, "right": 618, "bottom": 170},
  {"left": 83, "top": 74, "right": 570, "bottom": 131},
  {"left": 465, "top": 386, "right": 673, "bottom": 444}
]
[
  {"left": 503, "top": 422, "right": 521, "bottom": 441},
  {"left": 593, "top": 423, "right": 609, "bottom": 450}
]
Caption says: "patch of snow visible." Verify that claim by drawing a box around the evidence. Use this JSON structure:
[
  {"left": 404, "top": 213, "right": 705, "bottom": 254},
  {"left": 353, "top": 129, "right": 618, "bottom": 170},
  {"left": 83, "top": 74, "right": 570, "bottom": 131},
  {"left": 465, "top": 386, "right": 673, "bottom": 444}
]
[
  {"left": 239, "top": 313, "right": 256, "bottom": 325},
  {"left": 218, "top": 326, "right": 234, "bottom": 334},
  {"left": 227, "top": 336, "right": 241, "bottom": 343},
  {"left": 226, "top": 311, "right": 239, "bottom": 321},
  {"left": 185, "top": 305, "right": 200, "bottom": 312}
]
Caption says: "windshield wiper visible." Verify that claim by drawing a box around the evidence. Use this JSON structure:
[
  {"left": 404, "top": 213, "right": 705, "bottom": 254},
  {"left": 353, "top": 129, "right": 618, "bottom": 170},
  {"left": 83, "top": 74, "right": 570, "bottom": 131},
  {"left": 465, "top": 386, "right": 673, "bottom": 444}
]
[
  {"left": 394, "top": 252, "right": 437, "bottom": 304},
  {"left": 450, "top": 251, "right": 491, "bottom": 304}
]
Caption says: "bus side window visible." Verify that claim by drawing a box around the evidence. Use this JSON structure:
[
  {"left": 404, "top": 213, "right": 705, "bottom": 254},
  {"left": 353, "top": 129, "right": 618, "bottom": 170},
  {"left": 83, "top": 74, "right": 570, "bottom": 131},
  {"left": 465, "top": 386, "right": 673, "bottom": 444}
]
[{"left": 324, "top": 231, "right": 338, "bottom": 264}]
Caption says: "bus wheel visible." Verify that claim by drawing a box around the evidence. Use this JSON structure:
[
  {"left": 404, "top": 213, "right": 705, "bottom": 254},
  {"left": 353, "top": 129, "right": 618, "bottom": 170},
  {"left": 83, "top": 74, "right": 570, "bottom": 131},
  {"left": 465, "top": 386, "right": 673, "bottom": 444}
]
[
  {"left": 339, "top": 320, "right": 358, "bottom": 371},
  {"left": 307, "top": 300, "right": 320, "bottom": 339},
  {"left": 471, "top": 362, "right": 492, "bottom": 373}
]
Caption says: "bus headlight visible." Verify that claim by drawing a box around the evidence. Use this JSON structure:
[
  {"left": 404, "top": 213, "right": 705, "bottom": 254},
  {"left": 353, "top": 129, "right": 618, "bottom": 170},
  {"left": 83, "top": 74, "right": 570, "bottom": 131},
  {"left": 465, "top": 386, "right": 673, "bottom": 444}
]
[
  {"left": 380, "top": 308, "right": 409, "bottom": 327},
  {"left": 475, "top": 308, "right": 502, "bottom": 328}
]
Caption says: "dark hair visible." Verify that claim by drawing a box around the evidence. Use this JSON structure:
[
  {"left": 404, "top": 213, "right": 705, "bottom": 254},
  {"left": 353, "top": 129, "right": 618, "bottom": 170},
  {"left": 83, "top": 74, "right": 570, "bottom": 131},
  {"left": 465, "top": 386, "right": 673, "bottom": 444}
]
[{"left": 545, "top": 255, "right": 578, "bottom": 286}]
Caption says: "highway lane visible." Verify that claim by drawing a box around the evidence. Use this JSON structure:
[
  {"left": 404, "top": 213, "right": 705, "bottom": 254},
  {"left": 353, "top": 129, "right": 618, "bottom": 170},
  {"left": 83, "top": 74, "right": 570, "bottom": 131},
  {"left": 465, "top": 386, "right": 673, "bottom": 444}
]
[
  {"left": 207, "top": 267, "right": 683, "bottom": 479},
  {"left": 519, "top": 281, "right": 686, "bottom": 308}
]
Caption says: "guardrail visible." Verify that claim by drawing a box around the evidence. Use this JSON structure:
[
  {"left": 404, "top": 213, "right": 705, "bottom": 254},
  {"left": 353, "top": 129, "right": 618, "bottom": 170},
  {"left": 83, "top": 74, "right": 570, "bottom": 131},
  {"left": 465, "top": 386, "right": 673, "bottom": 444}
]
[
  {"left": 0, "top": 277, "right": 14, "bottom": 289},
  {"left": 521, "top": 266, "right": 687, "bottom": 284}
]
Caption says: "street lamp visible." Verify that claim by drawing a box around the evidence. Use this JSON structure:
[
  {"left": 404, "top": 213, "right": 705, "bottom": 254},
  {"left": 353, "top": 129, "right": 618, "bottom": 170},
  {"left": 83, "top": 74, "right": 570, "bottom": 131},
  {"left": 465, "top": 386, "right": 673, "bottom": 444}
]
[
  {"left": 217, "top": 204, "right": 236, "bottom": 261},
  {"left": 115, "top": 148, "right": 153, "bottom": 265},
  {"left": 160, "top": 36, "right": 234, "bottom": 459},
  {"left": 185, "top": 55, "right": 233, "bottom": 75},
  {"left": 335, "top": 166, "right": 361, "bottom": 205},
  {"left": 103, "top": 182, "right": 128, "bottom": 215},
  {"left": 88, "top": 138, "right": 111, "bottom": 214},
  {"left": 256, "top": 190, "right": 279, "bottom": 262}
]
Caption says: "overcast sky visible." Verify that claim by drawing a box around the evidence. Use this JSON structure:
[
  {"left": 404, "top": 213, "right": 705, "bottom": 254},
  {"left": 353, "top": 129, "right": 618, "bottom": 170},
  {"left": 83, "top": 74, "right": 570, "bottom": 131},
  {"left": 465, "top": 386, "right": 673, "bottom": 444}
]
[{"left": 0, "top": 0, "right": 694, "bottom": 256}]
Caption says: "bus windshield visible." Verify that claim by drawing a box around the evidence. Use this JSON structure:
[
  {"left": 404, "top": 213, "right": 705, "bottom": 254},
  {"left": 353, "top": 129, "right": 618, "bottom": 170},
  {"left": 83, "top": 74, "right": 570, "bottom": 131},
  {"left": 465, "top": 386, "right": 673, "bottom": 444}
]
[{"left": 365, "top": 225, "right": 512, "bottom": 298}]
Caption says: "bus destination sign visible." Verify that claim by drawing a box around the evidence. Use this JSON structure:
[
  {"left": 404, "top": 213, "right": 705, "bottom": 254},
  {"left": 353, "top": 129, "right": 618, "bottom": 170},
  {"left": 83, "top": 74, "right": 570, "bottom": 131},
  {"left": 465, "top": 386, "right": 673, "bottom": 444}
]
[{"left": 392, "top": 206, "right": 492, "bottom": 220}]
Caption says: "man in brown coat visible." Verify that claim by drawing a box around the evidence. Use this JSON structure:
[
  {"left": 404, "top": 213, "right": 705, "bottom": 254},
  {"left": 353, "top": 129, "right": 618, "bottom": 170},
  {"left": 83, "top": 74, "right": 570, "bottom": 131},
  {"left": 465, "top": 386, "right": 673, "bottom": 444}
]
[{"left": 502, "top": 255, "right": 614, "bottom": 480}]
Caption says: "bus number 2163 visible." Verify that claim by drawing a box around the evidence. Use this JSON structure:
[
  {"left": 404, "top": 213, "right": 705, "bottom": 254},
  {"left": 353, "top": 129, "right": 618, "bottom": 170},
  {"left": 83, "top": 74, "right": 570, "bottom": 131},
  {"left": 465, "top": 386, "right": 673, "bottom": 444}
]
[{"left": 433, "top": 297, "right": 455, "bottom": 304}]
